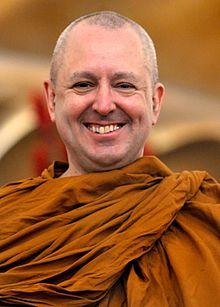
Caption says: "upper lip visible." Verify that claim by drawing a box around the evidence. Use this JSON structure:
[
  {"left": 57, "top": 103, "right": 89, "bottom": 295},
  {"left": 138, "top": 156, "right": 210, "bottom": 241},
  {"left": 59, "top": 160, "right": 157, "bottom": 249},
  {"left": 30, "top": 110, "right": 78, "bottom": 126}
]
[
  {"left": 83, "top": 120, "right": 127, "bottom": 125},
  {"left": 83, "top": 122, "right": 126, "bottom": 128}
]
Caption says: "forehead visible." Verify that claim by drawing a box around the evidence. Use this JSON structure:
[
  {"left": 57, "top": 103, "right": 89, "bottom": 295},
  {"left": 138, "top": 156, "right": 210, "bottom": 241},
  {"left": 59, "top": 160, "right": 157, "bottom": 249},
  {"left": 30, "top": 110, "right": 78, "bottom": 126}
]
[
  {"left": 55, "top": 22, "right": 149, "bottom": 86},
  {"left": 65, "top": 23, "right": 144, "bottom": 64}
]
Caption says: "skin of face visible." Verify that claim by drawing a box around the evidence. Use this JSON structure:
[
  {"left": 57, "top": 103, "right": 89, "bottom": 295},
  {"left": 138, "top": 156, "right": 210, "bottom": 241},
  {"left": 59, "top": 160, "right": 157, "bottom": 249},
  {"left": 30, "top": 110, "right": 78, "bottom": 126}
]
[{"left": 44, "top": 22, "right": 165, "bottom": 176}]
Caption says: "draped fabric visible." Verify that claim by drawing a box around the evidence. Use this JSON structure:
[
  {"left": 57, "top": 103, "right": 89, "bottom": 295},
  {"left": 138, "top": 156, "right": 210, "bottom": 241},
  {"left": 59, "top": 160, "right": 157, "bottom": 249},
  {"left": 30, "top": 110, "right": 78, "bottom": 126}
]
[{"left": 0, "top": 156, "right": 219, "bottom": 306}]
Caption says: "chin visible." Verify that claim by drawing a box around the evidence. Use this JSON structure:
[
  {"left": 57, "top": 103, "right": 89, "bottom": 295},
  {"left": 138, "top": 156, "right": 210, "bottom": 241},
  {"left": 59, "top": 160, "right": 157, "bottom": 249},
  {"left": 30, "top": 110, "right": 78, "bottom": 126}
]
[{"left": 89, "top": 153, "right": 139, "bottom": 172}]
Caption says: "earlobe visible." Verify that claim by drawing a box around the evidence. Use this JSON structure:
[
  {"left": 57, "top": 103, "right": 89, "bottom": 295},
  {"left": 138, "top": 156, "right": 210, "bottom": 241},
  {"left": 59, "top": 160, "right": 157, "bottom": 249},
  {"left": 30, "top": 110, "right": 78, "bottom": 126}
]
[
  {"left": 152, "top": 82, "right": 165, "bottom": 125},
  {"left": 44, "top": 80, "right": 56, "bottom": 122}
]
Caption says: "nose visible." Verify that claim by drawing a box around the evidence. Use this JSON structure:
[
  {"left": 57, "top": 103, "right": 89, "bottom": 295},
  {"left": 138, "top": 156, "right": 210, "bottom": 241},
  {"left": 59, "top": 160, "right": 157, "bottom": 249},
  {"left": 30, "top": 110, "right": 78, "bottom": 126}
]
[{"left": 92, "top": 82, "right": 116, "bottom": 116}]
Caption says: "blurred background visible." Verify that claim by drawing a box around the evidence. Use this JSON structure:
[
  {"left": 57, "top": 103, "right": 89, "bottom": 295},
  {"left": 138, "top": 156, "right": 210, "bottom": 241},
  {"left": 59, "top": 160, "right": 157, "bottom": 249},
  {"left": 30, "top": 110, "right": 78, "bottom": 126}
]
[{"left": 0, "top": 0, "right": 220, "bottom": 185}]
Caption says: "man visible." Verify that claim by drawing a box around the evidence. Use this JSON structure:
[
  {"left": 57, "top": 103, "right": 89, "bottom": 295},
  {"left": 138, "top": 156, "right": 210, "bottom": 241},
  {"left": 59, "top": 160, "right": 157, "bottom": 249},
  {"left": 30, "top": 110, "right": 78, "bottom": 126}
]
[{"left": 0, "top": 11, "right": 219, "bottom": 306}]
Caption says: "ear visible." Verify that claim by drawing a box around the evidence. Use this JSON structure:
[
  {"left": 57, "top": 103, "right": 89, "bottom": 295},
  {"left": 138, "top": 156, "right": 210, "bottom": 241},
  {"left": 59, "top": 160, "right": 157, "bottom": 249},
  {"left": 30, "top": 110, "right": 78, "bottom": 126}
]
[
  {"left": 152, "top": 82, "right": 165, "bottom": 125},
  {"left": 44, "top": 79, "right": 56, "bottom": 122}
]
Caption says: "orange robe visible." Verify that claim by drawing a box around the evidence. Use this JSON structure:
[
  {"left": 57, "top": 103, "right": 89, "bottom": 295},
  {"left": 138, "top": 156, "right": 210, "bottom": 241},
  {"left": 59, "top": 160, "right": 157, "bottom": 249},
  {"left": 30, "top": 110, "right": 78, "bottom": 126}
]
[{"left": 0, "top": 156, "right": 219, "bottom": 306}]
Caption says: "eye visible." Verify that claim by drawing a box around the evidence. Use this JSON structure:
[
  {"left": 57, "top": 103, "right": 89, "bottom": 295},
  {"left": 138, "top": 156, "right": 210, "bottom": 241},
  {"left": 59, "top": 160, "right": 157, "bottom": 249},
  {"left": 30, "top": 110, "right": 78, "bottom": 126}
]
[
  {"left": 114, "top": 82, "right": 136, "bottom": 94},
  {"left": 72, "top": 81, "right": 95, "bottom": 93}
]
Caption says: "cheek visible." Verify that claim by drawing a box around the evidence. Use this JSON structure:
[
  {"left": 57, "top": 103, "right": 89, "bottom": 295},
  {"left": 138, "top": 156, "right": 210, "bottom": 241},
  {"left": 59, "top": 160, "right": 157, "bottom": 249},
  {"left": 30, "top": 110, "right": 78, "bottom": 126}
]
[
  {"left": 64, "top": 94, "right": 93, "bottom": 117},
  {"left": 124, "top": 98, "right": 150, "bottom": 123},
  {"left": 55, "top": 99, "right": 81, "bottom": 122}
]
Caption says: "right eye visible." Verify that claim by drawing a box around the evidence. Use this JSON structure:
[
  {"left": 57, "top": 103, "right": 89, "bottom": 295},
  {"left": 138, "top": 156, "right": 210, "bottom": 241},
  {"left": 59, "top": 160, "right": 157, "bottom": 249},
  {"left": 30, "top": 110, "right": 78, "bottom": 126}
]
[{"left": 72, "top": 82, "right": 95, "bottom": 93}]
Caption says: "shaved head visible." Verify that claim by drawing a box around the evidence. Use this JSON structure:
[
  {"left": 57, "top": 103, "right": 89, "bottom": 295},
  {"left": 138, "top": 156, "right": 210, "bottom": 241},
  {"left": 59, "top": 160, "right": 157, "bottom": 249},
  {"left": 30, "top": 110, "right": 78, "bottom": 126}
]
[{"left": 50, "top": 11, "right": 159, "bottom": 86}]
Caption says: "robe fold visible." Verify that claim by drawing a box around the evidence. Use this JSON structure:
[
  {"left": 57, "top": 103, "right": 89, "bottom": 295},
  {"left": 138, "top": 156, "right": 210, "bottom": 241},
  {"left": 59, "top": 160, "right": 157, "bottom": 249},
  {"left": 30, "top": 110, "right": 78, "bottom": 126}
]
[{"left": 0, "top": 156, "right": 219, "bottom": 306}]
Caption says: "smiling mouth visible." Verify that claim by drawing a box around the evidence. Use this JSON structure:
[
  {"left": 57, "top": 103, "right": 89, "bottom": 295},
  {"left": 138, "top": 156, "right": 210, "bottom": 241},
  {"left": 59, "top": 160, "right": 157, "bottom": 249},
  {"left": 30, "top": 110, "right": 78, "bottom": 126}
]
[{"left": 84, "top": 123, "right": 125, "bottom": 134}]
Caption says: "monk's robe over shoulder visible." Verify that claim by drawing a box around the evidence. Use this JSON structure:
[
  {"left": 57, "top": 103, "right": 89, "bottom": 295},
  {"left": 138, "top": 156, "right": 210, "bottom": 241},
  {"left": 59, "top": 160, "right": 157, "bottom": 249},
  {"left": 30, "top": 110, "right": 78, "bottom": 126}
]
[{"left": 0, "top": 156, "right": 219, "bottom": 306}]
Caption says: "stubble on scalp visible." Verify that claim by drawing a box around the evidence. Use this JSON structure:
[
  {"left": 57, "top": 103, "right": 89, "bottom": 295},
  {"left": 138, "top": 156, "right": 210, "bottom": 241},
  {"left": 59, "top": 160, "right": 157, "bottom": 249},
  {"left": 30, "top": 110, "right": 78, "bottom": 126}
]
[{"left": 49, "top": 11, "right": 159, "bottom": 88}]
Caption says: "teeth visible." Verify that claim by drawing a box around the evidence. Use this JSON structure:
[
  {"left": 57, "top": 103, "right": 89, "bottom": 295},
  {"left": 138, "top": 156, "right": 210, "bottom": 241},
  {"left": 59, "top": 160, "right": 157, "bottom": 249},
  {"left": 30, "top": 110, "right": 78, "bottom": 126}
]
[
  {"left": 104, "top": 126, "right": 110, "bottom": 133},
  {"left": 99, "top": 126, "right": 105, "bottom": 134},
  {"left": 88, "top": 124, "right": 122, "bottom": 134}
]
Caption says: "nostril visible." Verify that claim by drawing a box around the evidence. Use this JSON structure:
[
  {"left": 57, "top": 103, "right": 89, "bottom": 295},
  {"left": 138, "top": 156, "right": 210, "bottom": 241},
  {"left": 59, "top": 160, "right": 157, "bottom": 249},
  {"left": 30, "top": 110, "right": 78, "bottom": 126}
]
[{"left": 92, "top": 99, "right": 116, "bottom": 115}]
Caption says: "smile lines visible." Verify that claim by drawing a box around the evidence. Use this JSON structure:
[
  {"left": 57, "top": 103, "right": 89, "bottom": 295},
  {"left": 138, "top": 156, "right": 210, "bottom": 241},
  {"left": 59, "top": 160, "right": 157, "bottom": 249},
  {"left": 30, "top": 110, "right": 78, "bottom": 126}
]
[{"left": 86, "top": 124, "right": 123, "bottom": 134}]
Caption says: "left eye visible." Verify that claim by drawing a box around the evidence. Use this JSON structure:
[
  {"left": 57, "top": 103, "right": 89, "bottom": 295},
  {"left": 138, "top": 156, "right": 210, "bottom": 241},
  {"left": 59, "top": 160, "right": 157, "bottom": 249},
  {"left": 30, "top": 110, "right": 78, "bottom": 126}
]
[{"left": 115, "top": 83, "right": 136, "bottom": 92}]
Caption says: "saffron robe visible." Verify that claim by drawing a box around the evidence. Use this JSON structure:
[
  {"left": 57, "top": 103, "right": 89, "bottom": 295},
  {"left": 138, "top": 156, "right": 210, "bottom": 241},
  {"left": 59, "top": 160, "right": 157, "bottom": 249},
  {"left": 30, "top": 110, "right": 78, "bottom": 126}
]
[{"left": 0, "top": 156, "right": 219, "bottom": 306}]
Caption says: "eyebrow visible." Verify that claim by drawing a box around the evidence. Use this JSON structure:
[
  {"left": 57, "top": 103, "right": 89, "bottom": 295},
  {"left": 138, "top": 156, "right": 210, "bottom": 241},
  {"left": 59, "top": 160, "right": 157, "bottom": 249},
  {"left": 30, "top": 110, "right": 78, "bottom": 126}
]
[
  {"left": 68, "top": 70, "right": 142, "bottom": 85},
  {"left": 111, "top": 72, "right": 140, "bottom": 83},
  {"left": 69, "top": 71, "right": 97, "bottom": 81}
]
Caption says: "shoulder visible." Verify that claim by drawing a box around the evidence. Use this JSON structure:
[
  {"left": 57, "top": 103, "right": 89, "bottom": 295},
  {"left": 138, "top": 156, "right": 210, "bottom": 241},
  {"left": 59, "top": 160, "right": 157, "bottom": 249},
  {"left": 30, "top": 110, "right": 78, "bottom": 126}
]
[
  {"left": 0, "top": 176, "right": 46, "bottom": 202},
  {"left": 163, "top": 169, "right": 220, "bottom": 253},
  {"left": 0, "top": 161, "right": 69, "bottom": 199}
]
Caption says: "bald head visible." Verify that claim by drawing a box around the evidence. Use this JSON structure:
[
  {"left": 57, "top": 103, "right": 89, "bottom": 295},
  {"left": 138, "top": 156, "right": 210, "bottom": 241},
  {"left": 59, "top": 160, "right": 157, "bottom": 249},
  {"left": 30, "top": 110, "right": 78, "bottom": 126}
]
[{"left": 50, "top": 11, "right": 159, "bottom": 86}]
